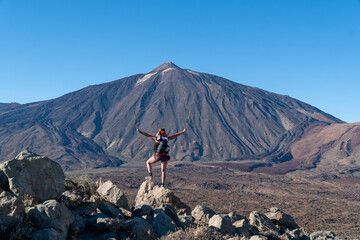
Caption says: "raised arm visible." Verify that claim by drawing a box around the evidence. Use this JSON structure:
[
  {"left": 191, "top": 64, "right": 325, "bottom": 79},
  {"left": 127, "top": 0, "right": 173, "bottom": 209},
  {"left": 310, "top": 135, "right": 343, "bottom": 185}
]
[
  {"left": 168, "top": 129, "right": 187, "bottom": 141},
  {"left": 137, "top": 129, "right": 156, "bottom": 140}
]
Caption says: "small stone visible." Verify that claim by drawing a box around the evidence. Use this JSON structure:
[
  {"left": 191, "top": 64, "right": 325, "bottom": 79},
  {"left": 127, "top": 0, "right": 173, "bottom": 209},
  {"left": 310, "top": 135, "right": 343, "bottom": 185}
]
[
  {"left": 249, "top": 211, "right": 280, "bottom": 237},
  {"left": 191, "top": 205, "right": 216, "bottom": 225},
  {"left": 124, "top": 216, "right": 157, "bottom": 240},
  {"left": 208, "top": 214, "right": 235, "bottom": 235},
  {"left": 97, "top": 181, "right": 129, "bottom": 209},
  {"left": 27, "top": 200, "right": 73, "bottom": 240},
  {"left": 98, "top": 201, "right": 124, "bottom": 218}
]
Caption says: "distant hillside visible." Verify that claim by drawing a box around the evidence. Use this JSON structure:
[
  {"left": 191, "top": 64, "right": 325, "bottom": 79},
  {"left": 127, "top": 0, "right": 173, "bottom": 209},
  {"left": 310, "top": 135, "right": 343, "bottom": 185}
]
[{"left": 0, "top": 62, "right": 342, "bottom": 171}]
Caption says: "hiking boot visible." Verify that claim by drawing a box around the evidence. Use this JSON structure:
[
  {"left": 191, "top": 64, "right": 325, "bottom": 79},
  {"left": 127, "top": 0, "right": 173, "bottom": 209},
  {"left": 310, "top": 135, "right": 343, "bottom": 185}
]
[{"left": 145, "top": 173, "right": 153, "bottom": 181}]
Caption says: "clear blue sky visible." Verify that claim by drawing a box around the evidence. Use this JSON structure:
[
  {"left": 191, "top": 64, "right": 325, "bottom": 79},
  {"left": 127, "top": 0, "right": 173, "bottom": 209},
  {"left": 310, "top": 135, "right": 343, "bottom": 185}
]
[{"left": 1, "top": 1, "right": 359, "bottom": 123}]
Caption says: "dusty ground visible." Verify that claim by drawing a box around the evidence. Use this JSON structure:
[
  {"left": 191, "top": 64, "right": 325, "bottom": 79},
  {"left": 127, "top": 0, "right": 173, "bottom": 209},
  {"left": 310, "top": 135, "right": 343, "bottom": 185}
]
[{"left": 67, "top": 162, "right": 360, "bottom": 239}]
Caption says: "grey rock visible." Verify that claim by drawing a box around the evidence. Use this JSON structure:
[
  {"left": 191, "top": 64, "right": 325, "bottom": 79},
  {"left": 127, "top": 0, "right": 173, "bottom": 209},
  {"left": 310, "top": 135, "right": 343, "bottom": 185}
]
[
  {"left": 152, "top": 209, "right": 177, "bottom": 237},
  {"left": 97, "top": 180, "right": 129, "bottom": 209},
  {"left": 1, "top": 151, "right": 65, "bottom": 202},
  {"left": 125, "top": 216, "right": 156, "bottom": 240},
  {"left": 98, "top": 201, "right": 124, "bottom": 218},
  {"left": 27, "top": 200, "right": 73, "bottom": 240},
  {"left": 309, "top": 231, "right": 339, "bottom": 240},
  {"left": 249, "top": 211, "right": 280, "bottom": 237},
  {"left": 208, "top": 214, "right": 235, "bottom": 235},
  {"left": 191, "top": 205, "right": 216, "bottom": 225},
  {"left": 0, "top": 190, "right": 25, "bottom": 227},
  {"left": 87, "top": 213, "right": 122, "bottom": 233},
  {"left": 233, "top": 219, "right": 250, "bottom": 229},
  {"left": 73, "top": 201, "right": 99, "bottom": 217},
  {"left": 157, "top": 204, "right": 180, "bottom": 225},
  {"left": 266, "top": 207, "right": 299, "bottom": 229},
  {"left": 31, "top": 228, "right": 63, "bottom": 240},
  {"left": 135, "top": 178, "right": 191, "bottom": 215},
  {"left": 133, "top": 204, "right": 154, "bottom": 217},
  {"left": 228, "top": 211, "right": 245, "bottom": 223}
]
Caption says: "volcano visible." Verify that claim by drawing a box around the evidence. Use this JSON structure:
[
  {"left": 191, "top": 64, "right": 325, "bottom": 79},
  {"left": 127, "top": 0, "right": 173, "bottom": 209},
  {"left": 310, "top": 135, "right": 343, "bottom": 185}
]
[{"left": 0, "top": 62, "right": 342, "bottom": 171}]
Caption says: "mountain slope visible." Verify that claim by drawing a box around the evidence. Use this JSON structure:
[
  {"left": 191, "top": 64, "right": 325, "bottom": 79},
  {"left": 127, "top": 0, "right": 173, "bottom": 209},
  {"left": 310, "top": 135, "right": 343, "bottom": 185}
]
[
  {"left": 286, "top": 122, "right": 360, "bottom": 179},
  {"left": 0, "top": 62, "right": 342, "bottom": 170}
]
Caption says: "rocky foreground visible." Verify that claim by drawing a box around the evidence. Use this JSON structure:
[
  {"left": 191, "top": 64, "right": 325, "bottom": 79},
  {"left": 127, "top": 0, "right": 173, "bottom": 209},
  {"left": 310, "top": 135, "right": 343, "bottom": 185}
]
[{"left": 0, "top": 151, "right": 340, "bottom": 240}]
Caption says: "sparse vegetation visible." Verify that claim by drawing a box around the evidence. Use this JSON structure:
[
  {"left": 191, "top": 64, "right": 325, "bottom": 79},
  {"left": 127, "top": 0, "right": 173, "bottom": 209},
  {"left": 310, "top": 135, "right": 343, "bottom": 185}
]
[
  {"left": 64, "top": 175, "right": 99, "bottom": 201},
  {"left": 22, "top": 194, "right": 35, "bottom": 208},
  {"left": 160, "top": 226, "right": 227, "bottom": 240}
]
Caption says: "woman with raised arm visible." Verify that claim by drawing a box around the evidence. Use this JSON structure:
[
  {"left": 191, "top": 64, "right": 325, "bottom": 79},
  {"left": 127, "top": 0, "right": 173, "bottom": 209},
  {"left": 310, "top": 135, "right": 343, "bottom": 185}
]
[{"left": 137, "top": 127, "right": 186, "bottom": 187}]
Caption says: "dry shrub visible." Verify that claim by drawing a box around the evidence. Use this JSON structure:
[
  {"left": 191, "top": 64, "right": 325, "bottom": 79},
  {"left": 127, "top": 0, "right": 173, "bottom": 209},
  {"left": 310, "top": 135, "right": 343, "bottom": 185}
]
[
  {"left": 65, "top": 175, "right": 98, "bottom": 201},
  {"left": 194, "top": 226, "right": 224, "bottom": 240},
  {"left": 22, "top": 193, "right": 35, "bottom": 208},
  {"left": 160, "top": 226, "right": 224, "bottom": 240},
  {"left": 160, "top": 228, "right": 195, "bottom": 240}
]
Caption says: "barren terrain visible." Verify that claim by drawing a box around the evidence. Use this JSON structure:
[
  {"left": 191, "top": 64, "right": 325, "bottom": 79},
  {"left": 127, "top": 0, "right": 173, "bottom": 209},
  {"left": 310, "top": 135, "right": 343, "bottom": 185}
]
[{"left": 67, "top": 162, "right": 360, "bottom": 239}]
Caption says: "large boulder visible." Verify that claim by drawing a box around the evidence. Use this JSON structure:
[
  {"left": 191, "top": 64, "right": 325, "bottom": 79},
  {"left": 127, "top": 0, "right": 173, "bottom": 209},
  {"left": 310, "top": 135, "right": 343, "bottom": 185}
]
[
  {"left": 208, "top": 214, "right": 235, "bottom": 235},
  {"left": 125, "top": 216, "right": 157, "bottom": 240},
  {"left": 135, "top": 178, "right": 191, "bottom": 215},
  {"left": 191, "top": 205, "right": 216, "bottom": 225},
  {"left": 0, "top": 150, "right": 65, "bottom": 202},
  {"left": 249, "top": 211, "right": 280, "bottom": 238},
  {"left": 265, "top": 207, "right": 299, "bottom": 229},
  {"left": 27, "top": 199, "right": 73, "bottom": 240},
  {"left": 0, "top": 190, "right": 25, "bottom": 226},
  {"left": 97, "top": 180, "right": 129, "bottom": 209},
  {"left": 152, "top": 209, "right": 177, "bottom": 237}
]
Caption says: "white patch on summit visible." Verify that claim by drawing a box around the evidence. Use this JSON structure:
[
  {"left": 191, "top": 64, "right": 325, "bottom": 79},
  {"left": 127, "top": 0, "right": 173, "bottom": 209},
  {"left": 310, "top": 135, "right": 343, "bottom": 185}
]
[
  {"left": 161, "top": 68, "right": 176, "bottom": 73},
  {"left": 136, "top": 72, "right": 157, "bottom": 86}
]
